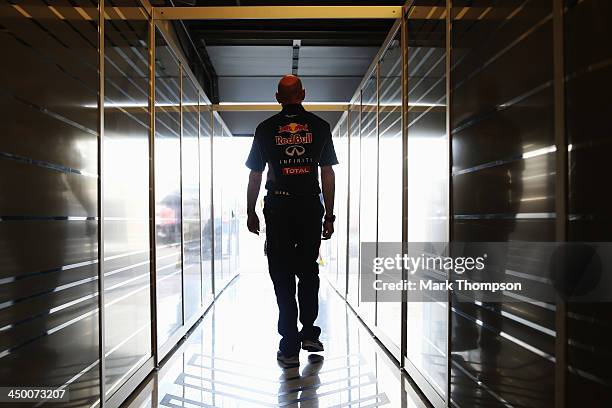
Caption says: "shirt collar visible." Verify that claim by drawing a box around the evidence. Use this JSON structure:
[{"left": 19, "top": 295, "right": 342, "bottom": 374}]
[{"left": 281, "top": 103, "right": 305, "bottom": 115}]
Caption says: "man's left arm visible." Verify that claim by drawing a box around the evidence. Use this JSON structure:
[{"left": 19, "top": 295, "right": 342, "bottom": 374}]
[
  {"left": 321, "top": 166, "right": 335, "bottom": 240},
  {"left": 319, "top": 125, "right": 339, "bottom": 240},
  {"left": 247, "top": 170, "right": 263, "bottom": 235},
  {"left": 245, "top": 130, "right": 266, "bottom": 235}
]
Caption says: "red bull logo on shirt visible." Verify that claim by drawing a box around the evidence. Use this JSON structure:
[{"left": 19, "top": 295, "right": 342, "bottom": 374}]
[
  {"left": 275, "top": 133, "right": 313, "bottom": 145},
  {"left": 278, "top": 122, "right": 309, "bottom": 134}
]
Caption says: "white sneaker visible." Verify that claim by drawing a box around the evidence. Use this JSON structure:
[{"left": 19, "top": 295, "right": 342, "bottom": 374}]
[{"left": 276, "top": 351, "right": 300, "bottom": 368}]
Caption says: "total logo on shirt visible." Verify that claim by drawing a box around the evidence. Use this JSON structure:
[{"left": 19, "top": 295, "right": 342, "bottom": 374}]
[{"left": 282, "top": 166, "right": 311, "bottom": 176}]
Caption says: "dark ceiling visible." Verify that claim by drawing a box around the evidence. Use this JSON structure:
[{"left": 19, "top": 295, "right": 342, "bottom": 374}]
[
  {"left": 152, "top": 1, "right": 426, "bottom": 136},
  {"left": 155, "top": 0, "right": 403, "bottom": 48}
]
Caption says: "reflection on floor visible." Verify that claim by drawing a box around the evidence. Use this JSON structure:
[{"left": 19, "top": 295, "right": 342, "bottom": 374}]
[{"left": 124, "top": 274, "right": 430, "bottom": 407}]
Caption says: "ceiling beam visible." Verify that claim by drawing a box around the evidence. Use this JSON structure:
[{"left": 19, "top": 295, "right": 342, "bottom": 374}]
[
  {"left": 153, "top": 6, "right": 402, "bottom": 21},
  {"left": 213, "top": 103, "right": 349, "bottom": 112},
  {"left": 202, "top": 39, "right": 388, "bottom": 47},
  {"left": 212, "top": 103, "right": 444, "bottom": 112},
  {"left": 189, "top": 30, "right": 389, "bottom": 40}
]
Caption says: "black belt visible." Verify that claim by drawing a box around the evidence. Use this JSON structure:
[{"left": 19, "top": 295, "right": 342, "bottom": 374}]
[{"left": 270, "top": 190, "right": 319, "bottom": 198}]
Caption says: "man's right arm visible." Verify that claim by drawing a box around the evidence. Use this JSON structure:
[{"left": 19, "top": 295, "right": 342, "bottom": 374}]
[
  {"left": 319, "top": 123, "right": 339, "bottom": 240},
  {"left": 320, "top": 166, "right": 335, "bottom": 240}
]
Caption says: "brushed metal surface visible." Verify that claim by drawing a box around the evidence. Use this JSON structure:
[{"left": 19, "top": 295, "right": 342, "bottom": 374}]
[
  {"left": 182, "top": 75, "right": 202, "bottom": 323},
  {"left": 565, "top": 0, "right": 612, "bottom": 405},
  {"left": 0, "top": 2, "right": 100, "bottom": 405},
  {"left": 346, "top": 103, "right": 361, "bottom": 309},
  {"left": 0, "top": 160, "right": 97, "bottom": 217},
  {"left": 212, "top": 114, "right": 224, "bottom": 294},
  {"left": 453, "top": 154, "right": 555, "bottom": 215},
  {"left": 103, "top": 4, "right": 152, "bottom": 399},
  {"left": 358, "top": 73, "right": 377, "bottom": 328},
  {"left": 154, "top": 29, "right": 183, "bottom": 352},
  {"left": 377, "top": 30, "right": 403, "bottom": 356},
  {"left": 450, "top": 2, "right": 557, "bottom": 406},
  {"left": 404, "top": 7, "right": 450, "bottom": 398},
  {"left": 199, "top": 106, "right": 214, "bottom": 305},
  {"left": 330, "top": 114, "right": 349, "bottom": 297}
]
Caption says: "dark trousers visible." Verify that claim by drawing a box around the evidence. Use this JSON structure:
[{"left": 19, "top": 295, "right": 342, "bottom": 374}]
[{"left": 263, "top": 193, "right": 324, "bottom": 355}]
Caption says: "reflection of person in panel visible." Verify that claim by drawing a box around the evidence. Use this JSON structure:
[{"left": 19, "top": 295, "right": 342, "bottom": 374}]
[
  {"left": 245, "top": 75, "right": 339, "bottom": 368},
  {"left": 452, "top": 84, "right": 524, "bottom": 354}
]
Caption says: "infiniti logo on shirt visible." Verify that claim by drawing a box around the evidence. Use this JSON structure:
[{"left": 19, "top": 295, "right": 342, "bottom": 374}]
[{"left": 285, "top": 145, "right": 306, "bottom": 157}]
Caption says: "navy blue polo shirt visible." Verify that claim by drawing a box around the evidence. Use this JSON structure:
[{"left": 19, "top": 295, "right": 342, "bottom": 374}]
[{"left": 245, "top": 104, "right": 339, "bottom": 195}]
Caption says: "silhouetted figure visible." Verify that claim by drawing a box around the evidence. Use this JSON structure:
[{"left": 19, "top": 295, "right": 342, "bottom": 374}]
[{"left": 245, "top": 75, "right": 338, "bottom": 368}]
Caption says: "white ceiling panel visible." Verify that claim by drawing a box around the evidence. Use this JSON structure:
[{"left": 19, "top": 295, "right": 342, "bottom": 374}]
[
  {"left": 207, "top": 46, "right": 292, "bottom": 76},
  {"left": 218, "top": 77, "right": 279, "bottom": 102},
  {"left": 298, "top": 46, "right": 379, "bottom": 76}
]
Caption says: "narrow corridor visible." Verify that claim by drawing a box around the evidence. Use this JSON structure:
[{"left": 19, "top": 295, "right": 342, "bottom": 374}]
[
  {"left": 3, "top": 1, "right": 610, "bottom": 407},
  {"left": 124, "top": 274, "right": 429, "bottom": 408}
]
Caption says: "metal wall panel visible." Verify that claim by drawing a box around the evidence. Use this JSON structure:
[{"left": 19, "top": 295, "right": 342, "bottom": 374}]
[
  {"left": 199, "top": 104, "right": 214, "bottom": 307},
  {"left": 212, "top": 114, "right": 224, "bottom": 294},
  {"left": 338, "top": 117, "right": 350, "bottom": 297},
  {"left": 214, "top": 125, "right": 240, "bottom": 288},
  {"left": 0, "top": 1, "right": 100, "bottom": 405},
  {"left": 154, "top": 29, "right": 184, "bottom": 350},
  {"left": 333, "top": 114, "right": 349, "bottom": 297},
  {"left": 221, "top": 141, "right": 231, "bottom": 288},
  {"left": 346, "top": 102, "right": 361, "bottom": 309},
  {"left": 0, "top": 2, "right": 238, "bottom": 406},
  {"left": 376, "top": 31, "right": 403, "bottom": 356},
  {"left": 320, "top": 120, "right": 341, "bottom": 290},
  {"left": 403, "top": 3, "right": 449, "bottom": 401},
  {"left": 450, "top": 1, "right": 556, "bottom": 406},
  {"left": 182, "top": 76, "right": 203, "bottom": 322},
  {"left": 565, "top": 0, "right": 612, "bottom": 405},
  {"left": 103, "top": 0, "right": 152, "bottom": 399},
  {"left": 358, "top": 73, "right": 378, "bottom": 327}
]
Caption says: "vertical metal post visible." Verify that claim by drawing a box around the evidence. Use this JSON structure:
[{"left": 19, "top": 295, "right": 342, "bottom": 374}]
[
  {"left": 445, "top": 0, "right": 453, "bottom": 404},
  {"left": 374, "top": 61, "right": 380, "bottom": 326},
  {"left": 553, "top": 0, "right": 567, "bottom": 407},
  {"left": 97, "top": 0, "right": 106, "bottom": 404},
  {"left": 197, "top": 94, "right": 203, "bottom": 308},
  {"left": 210, "top": 111, "right": 215, "bottom": 296},
  {"left": 357, "top": 90, "right": 362, "bottom": 306},
  {"left": 400, "top": 4, "right": 409, "bottom": 370},
  {"left": 148, "top": 14, "right": 159, "bottom": 367},
  {"left": 345, "top": 108, "right": 351, "bottom": 298}
]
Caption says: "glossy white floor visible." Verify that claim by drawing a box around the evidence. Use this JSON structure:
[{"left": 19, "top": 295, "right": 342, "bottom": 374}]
[{"left": 123, "top": 273, "right": 430, "bottom": 408}]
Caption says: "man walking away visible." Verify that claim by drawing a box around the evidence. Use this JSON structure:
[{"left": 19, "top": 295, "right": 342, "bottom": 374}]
[{"left": 245, "top": 75, "right": 338, "bottom": 368}]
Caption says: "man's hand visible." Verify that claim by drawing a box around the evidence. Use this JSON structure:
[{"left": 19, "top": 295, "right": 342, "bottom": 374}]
[
  {"left": 247, "top": 212, "right": 260, "bottom": 235},
  {"left": 320, "top": 166, "right": 335, "bottom": 240},
  {"left": 322, "top": 220, "right": 334, "bottom": 240},
  {"left": 246, "top": 170, "right": 263, "bottom": 235}
]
